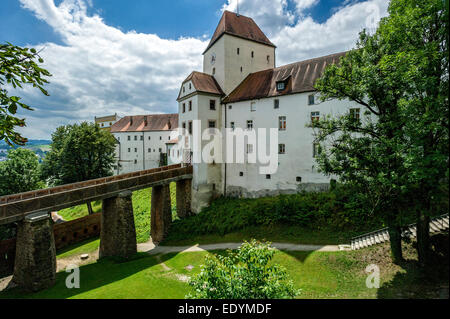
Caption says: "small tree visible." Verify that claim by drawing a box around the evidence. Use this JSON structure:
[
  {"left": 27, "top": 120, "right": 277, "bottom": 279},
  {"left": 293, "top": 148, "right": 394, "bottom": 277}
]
[
  {"left": 0, "top": 43, "right": 51, "bottom": 146},
  {"left": 187, "top": 240, "right": 300, "bottom": 299},
  {"left": 40, "top": 122, "right": 117, "bottom": 214},
  {"left": 0, "top": 148, "right": 44, "bottom": 196}
]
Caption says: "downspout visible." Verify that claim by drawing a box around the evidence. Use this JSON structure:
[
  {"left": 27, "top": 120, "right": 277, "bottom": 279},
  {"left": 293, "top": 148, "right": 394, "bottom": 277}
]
[
  {"left": 224, "top": 102, "right": 227, "bottom": 197},
  {"left": 142, "top": 132, "right": 145, "bottom": 170}
]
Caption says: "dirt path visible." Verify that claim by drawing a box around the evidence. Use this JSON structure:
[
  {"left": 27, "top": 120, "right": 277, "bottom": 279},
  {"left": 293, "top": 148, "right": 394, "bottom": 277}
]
[{"left": 137, "top": 240, "right": 349, "bottom": 254}]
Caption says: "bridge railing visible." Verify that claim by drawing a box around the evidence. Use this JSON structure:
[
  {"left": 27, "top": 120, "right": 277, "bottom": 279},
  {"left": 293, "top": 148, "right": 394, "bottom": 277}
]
[{"left": 0, "top": 164, "right": 192, "bottom": 224}]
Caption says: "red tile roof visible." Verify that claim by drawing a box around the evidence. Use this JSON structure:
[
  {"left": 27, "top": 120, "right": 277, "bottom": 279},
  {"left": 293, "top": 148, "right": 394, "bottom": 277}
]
[
  {"left": 110, "top": 114, "right": 178, "bottom": 133},
  {"left": 166, "top": 138, "right": 179, "bottom": 145},
  {"left": 203, "top": 11, "right": 275, "bottom": 54},
  {"left": 177, "top": 71, "right": 224, "bottom": 100},
  {"left": 222, "top": 52, "right": 347, "bottom": 103}
]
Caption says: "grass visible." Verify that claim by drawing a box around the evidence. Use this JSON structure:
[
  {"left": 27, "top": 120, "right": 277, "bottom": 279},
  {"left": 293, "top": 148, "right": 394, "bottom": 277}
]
[
  {"left": 161, "top": 224, "right": 349, "bottom": 246},
  {"left": 58, "top": 183, "right": 178, "bottom": 243},
  {"left": 56, "top": 238, "right": 100, "bottom": 259},
  {"left": 2, "top": 236, "right": 447, "bottom": 299}
]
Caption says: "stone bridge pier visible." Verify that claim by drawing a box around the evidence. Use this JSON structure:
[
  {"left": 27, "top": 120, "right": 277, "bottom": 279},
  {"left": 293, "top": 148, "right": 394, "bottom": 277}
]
[
  {"left": 12, "top": 211, "right": 56, "bottom": 292},
  {"left": 3, "top": 165, "right": 193, "bottom": 292}
]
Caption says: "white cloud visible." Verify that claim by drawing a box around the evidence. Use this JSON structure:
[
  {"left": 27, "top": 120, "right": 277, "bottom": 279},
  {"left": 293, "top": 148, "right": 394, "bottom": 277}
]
[
  {"left": 16, "top": 0, "right": 389, "bottom": 139},
  {"left": 17, "top": 0, "right": 207, "bottom": 139}
]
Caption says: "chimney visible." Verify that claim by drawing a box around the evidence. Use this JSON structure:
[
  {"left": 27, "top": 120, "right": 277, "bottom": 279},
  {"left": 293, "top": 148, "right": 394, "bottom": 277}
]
[
  {"left": 167, "top": 118, "right": 172, "bottom": 130},
  {"left": 130, "top": 117, "right": 133, "bottom": 126},
  {"left": 144, "top": 116, "right": 148, "bottom": 126}
]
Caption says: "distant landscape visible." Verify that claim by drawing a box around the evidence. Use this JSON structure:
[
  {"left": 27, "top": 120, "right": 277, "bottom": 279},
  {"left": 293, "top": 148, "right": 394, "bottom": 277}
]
[{"left": 0, "top": 140, "right": 52, "bottom": 162}]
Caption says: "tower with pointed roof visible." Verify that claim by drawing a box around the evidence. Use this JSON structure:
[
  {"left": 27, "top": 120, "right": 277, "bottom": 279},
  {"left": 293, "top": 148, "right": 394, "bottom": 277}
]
[{"left": 203, "top": 11, "right": 276, "bottom": 95}]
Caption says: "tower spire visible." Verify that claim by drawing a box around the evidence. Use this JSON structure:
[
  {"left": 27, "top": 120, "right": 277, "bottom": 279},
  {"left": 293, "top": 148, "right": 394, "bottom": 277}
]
[{"left": 236, "top": 0, "right": 239, "bottom": 16}]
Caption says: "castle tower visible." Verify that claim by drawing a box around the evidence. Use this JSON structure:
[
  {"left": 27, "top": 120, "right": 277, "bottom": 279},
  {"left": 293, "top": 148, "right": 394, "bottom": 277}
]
[
  {"left": 203, "top": 11, "right": 276, "bottom": 95},
  {"left": 178, "top": 11, "right": 276, "bottom": 213}
]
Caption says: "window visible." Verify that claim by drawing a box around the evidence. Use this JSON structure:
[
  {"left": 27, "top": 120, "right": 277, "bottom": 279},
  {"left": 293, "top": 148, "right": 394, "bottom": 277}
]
[
  {"left": 134, "top": 159, "right": 137, "bottom": 164},
  {"left": 246, "top": 144, "right": 253, "bottom": 154},
  {"left": 237, "top": 48, "right": 240, "bottom": 55},
  {"left": 128, "top": 148, "right": 131, "bottom": 152},
  {"left": 276, "top": 81, "right": 285, "bottom": 91},
  {"left": 313, "top": 143, "right": 320, "bottom": 158},
  {"left": 148, "top": 148, "right": 151, "bottom": 153},
  {"left": 159, "top": 148, "right": 162, "bottom": 153},
  {"left": 239, "top": 172, "right": 244, "bottom": 177},
  {"left": 350, "top": 108, "right": 360, "bottom": 120},
  {"left": 279, "top": 116, "right": 286, "bottom": 131},
  {"left": 134, "top": 136, "right": 137, "bottom": 141},
  {"left": 274, "top": 99, "right": 279, "bottom": 109},
  {"left": 210, "top": 100, "right": 216, "bottom": 110},
  {"left": 189, "top": 83, "right": 191, "bottom": 90},
  {"left": 228, "top": 105, "right": 232, "bottom": 110},
  {"left": 230, "top": 122, "right": 235, "bottom": 131},
  {"left": 296, "top": 176, "right": 302, "bottom": 182},
  {"left": 250, "top": 102, "right": 256, "bottom": 112},
  {"left": 212, "top": 67, "right": 216, "bottom": 75},
  {"left": 279, "top": 144, "right": 286, "bottom": 154},
  {"left": 189, "top": 101, "right": 192, "bottom": 111},
  {"left": 208, "top": 120, "right": 216, "bottom": 128},
  {"left": 266, "top": 174, "right": 271, "bottom": 180},
  {"left": 160, "top": 136, "right": 162, "bottom": 140},
  {"left": 101, "top": 123, "right": 104, "bottom": 127},
  {"left": 117, "top": 136, "right": 120, "bottom": 141},
  {"left": 134, "top": 148, "right": 137, "bottom": 152},
  {"left": 247, "top": 120, "right": 253, "bottom": 130},
  {"left": 308, "top": 94, "right": 315, "bottom": 105},
  {"left": 140, "top": 136, "right": 143, "bottom": 141},
  {"left": 267, "top": 55, "right": 270, "bottom": 63},
  {"left": 168, "top": 136, "right": 170, "bottom": 140},
  {"left": 311, "top": 111, "right": 320, "bottom": 123},
  {"left": 109, "top": 122, "right": 112, "bottom": 126},
  {"left": 240, "top": 66, "right": 243, "bottom": 72},
  {"left": 182, "top": 122, "right": 186, "bottom": 130},
  {"left": 128, "top": 136, "right": 131, "bottom": 141},
  {"left": 182, "top": 103, "right": 186, "bottom": 113},
  {"left": 188, "top": 121, "right": 193, "bottom": 135},
  {"left": 251, "top": 51, "right": 254, "bottom": 58}
]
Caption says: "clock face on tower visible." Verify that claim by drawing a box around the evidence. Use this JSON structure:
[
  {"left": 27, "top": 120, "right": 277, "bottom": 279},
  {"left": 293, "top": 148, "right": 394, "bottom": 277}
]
[{"left": 210, "top": 53, "right": 216, "bottom": 65}]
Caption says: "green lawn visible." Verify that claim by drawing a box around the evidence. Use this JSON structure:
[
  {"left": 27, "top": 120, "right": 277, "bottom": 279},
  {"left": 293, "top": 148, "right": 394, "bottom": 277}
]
[
  {"left": 161, "top": 224, "right": 349, "bottom": 246},
  {"left": 58, "top": 183, "right": 178, "bottom": 244},
  {"left": 2, "top": 236, "right": 447, "bottom": 299}
]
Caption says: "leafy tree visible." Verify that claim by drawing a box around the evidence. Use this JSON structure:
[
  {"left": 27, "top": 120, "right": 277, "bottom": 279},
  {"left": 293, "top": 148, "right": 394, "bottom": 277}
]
[
  {"left": 187, "top": 240, "right": 300, "bottom": 299},
  {"left": 311, "top": 0, "right": 448, "bottom": 265},
  {"left": 0, "top": 148, "right": 44, "bottom": 196},
  {"left": 0, "top": 43, "right": 51, "bottom": 146},
  {"left": 40, "top": 122, "right": 117, "bottom": 214},
  {"left": 381, "top": 0, "right": 449, "bottom": 267}
]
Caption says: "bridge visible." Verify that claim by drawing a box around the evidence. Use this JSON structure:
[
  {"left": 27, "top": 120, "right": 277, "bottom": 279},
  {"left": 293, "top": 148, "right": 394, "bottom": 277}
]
[{"left": 0, "top": 164, "right": 193, "bottom": 292}]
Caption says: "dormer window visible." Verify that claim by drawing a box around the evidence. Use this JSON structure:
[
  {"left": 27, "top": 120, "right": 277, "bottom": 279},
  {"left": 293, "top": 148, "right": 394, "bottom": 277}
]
[{"left": 276, "top": 81, "right": 286, "bottom": 91}]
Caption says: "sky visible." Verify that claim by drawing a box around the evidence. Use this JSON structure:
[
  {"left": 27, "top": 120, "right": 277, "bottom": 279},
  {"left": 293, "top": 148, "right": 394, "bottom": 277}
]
[{"left": 1, "top": 0, "right": 389, "bottom": 140}]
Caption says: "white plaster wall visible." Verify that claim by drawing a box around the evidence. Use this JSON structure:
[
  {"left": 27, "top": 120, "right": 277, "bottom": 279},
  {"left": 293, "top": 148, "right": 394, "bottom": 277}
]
[
  {"left": 203, "top": 35, "right": 275, "bottom": 95},
  {"left": 223, "top": 92, "right": 364, "bottom": 195},
  {"left": 113, "top": 130, "right": 178, "bottom": 175}
]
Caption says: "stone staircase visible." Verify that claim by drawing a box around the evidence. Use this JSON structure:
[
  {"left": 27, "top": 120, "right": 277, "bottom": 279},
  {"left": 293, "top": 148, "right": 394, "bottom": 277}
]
[{"left": 351, "top": 214, "right": 449, "bottom": 250}]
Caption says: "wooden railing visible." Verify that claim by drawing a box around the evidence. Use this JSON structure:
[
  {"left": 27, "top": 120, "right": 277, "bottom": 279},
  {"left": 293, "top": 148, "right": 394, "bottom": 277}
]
[{"left": 0, "top": 164, "right": 193, "bottom": 225}]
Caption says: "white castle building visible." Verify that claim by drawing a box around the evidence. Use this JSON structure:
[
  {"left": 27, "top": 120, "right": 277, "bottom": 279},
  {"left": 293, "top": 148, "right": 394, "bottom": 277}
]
[
  {"left": 175, "top": 11, "right": 363, "bottom": 213},
  {"left": 110, "top": 114, "right": 179, "bottom": 174}
]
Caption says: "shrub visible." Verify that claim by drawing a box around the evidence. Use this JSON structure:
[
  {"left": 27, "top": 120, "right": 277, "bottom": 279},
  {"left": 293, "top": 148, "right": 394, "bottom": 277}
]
[{"left": 187, "top": 240, "right": 300, "bottom": 299}]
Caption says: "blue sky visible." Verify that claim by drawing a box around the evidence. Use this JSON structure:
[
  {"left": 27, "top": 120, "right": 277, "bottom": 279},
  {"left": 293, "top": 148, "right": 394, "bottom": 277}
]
[{"left": 1, "top": 0, "right": 389, "bottom": 139}]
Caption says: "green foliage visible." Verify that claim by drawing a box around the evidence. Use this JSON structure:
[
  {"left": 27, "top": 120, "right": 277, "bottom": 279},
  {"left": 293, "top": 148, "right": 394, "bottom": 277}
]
[
  {"left": 167, "top": 187, "right": 383, "bottom": 242},
  {"left": 40, "top": 122, "right": 117, "bottom": 186},
  {"left": 187, "top": 240, "right": 300, "bottom": 299},
  {"left": 0, "top": 148, "right": 44, "bottom": 196},
  {"left": 0, "top": 43, "right": 51, "bottom": 146}
]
